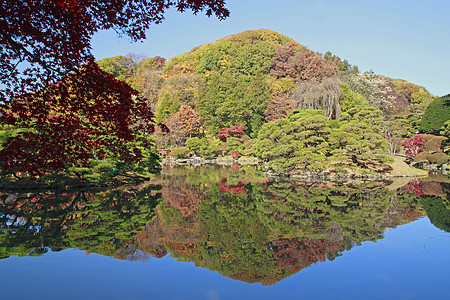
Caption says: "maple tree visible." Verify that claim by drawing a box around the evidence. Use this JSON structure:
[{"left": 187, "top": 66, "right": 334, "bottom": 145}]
[
  {"left": 217, "top": 125, "right": 245, "bottom": 141},
  {"left": 1, "top": 63, "right": 156, "bottom": 176},
  {"left": 402, "top": 135, "right": 424, "bottom": 159},
  {"left": 0, "top": 0, "right": 229, "bottom": 176},
  {"left": 269, "top": 43, "right": 338, "bottom": 83},
  {"left": 265, "top": 94, "right": 294, "bottom": 122},
  {"left": 177, "top": 105, "right": 202, "bottom": 137}
]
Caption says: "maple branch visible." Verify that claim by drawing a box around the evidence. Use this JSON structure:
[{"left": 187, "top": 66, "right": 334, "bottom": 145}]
[
  {"left": 0, "top": 28, "right": 62, "bottom": 75},
  {"left": 0, "top": 56, "right": 23, "bottom": 81}
]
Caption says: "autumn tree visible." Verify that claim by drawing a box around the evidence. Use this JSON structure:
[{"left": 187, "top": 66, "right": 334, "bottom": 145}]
[
  {"left": 0, "top": 0, "right": 229, "bottom": 177},
  {"left": 0, "top": 0, "right": 229, "bottom": 102},
  {"left": 1, "top": 64, "right": 158, "bottom": 176},
  {"left": 177, "top": 105, "right": 203, "bottom": 137},
  {"left": 265, "top": 94, "right": 294, "bottom": 122},
  {"left": 269, "top": 42, "right": 305, "bottom": 80},
  {"left": 402, "top": 135, "right": 424, "bottom": 160},
  {"left": 269, "top": 45, "right": 338, "bottom": 83},
  {"left": 343, "top": 73, "right": 409, "bottom": 115}
]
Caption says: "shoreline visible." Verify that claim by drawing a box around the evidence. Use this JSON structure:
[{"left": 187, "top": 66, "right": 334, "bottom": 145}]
[{"left": 162, "top": 155, "right": 430, "bottom": 181}]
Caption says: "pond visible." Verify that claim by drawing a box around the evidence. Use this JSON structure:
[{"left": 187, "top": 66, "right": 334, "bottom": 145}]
[{"left": 1, "top": 165, "right": 449, "bottom": 299}]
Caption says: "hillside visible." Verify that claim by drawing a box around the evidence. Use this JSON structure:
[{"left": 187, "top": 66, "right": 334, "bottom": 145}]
[{"left": 97, "top": 29, "right": 445, "bottom": 174}]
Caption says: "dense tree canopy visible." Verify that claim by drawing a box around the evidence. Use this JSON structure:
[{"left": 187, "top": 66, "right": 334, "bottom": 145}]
[{"left": 420, "top": 94, "right": 450, "bottom": 133}]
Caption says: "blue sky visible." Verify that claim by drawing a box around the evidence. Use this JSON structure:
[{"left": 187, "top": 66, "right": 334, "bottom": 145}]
[{"left": 91, "top": 0, "right": 450, "bottom": 96}]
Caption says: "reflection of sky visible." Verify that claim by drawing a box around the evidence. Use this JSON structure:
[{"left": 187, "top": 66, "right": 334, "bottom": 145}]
[
  {"left": 91, "top": 0, "right": 450, "bottom": 97},
  {"left": 0, "top": 217, "right": 448, "bottom": 299}
]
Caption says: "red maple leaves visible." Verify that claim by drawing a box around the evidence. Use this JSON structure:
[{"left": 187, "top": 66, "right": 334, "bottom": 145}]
[
  {"left": 402, "top": 135, "right": 424, "bottom": 159},
  {"left": 1, "top": 63, "right": 156, "bottom": 175},
  {"left": 217, "top": 125, "right": 244, "bottom": 142}
]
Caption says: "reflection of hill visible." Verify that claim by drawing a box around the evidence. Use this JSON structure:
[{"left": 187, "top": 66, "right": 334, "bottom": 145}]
[
  {"left": 272, "top": 237, "right": 343, "bottom": 273},
  {"left": 137, "top": 168, "right": 430, "bottom": 285}
]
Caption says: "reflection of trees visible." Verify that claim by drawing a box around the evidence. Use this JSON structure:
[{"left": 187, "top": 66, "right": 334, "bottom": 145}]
[
  {"left": 0, "top": 183, "right": 161, "bottom": 259},
  {"left": 1, "top": 165, "right": 441, "bottom": 285},
  {"left": 272, "top": 237, "right": 343, "bottom": 273},
  {"left": 140, "top": 169, "right": 428, "bottom": 285},
  {"left": 257, "top": 181, "right": 425, "bottom": 245}
]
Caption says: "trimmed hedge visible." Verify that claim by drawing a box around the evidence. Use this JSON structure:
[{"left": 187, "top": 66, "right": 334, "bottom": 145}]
[{"left": 428, "top": 152, "right": 450, "bottom": 165}]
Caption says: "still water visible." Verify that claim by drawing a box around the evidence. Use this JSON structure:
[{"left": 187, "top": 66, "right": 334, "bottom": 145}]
[{"left": 1, "top": 165, "right": 449, "bottom": 299}]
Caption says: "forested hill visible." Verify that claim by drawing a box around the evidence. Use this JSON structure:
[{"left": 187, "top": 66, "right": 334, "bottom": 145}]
[{"left": 97, "top": 29, "right": 440, "bottom": 173}]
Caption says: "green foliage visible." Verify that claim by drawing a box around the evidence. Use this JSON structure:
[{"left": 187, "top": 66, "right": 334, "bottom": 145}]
[
  {"left": 440, "top": 120, "right": 450, "bottom": 138},
  {"left": 170, "top": 147, "right": 192, "bottom": 158},
  {"left": 65, "top": 134, "right": 160, "bottom": 181},
  {"left": 97, "top": 55, "right": 136, "bottom": 85},
  {"left": 197, "top": 71, "right": 271, "bottom": 136},
  {"left": 421, "top": 196, "right": 450, "bottom": 232},
  {"left": 189, "top": 29, "right": 295, "bottom": 77},
  {"left": 328, "top": 119, "right": 340, "bottom": 129},
  {"left": 410, "top": 89, "right": 435, "bottom": 112},
  {"left": 332, "top": 106, "right": 393, "bottom": 171},
  {"left": 255, "top": 107, "right": 392, "bottom": 173},
  {"left": 201, "top": 139, "right": 223, "bottom": 159},
  {"left": 155, "top": 91, "right": 181, "bottom": 123},
  {"left": 185, "top": 137, "right": 222, "bottom": 159},
  {"left": 339, "top": 82, "right": 367, "bottom": 112},
  {"left": 226, "top": 137, "right": 243, "bottom": 154},
  {"left": 185, "top": 137, "right": 205, "bottom": 156},
  {"left": 255, "top": 109, "right": 331, "bottom": 173},
  {"left": 420, "top": 95, "right": 450, "bottom": 133}
]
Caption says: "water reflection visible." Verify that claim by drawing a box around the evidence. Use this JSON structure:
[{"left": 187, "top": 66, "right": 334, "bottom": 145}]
[
  {"left": 1, "top": 165, "right": 449, "bottom": 285},
  {"left": 0, "top": 183, "right": 161, "bottom": 259}
]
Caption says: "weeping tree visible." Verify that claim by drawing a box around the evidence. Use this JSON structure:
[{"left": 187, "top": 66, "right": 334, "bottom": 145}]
[{"left": 292, "top": 77, "right": 342, "bottom": 119}]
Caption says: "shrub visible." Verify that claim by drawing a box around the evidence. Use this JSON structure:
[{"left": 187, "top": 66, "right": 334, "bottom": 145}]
[
  {"left": 217, "top": 125, "right": 244, "bottom": 142},
  {"left": 185, "top": 137, "right": 205, "bottom": 156},
  {"left": 328, "top": 119, "right": 340, "bottom": 129},
  {"left": 414, "top": 151, "right": 431, "bottom": 163},
  {"left": 201, "top": 139, "right": 222, "bottom": 159},
  {"left": 170, "top": 147, "right": 191, "bottom": 158},
  {"left": 423, "top": 136, "right": 447, "bottom": 153},
  {"left": 402, "top": 135, "right": 424, "bottom": 159},
  {"left": 428, "top": 153, "right": 450, "bottom": 165},
  {"left": 226, "top": 137, "right": 243, "bottom": 154}
]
